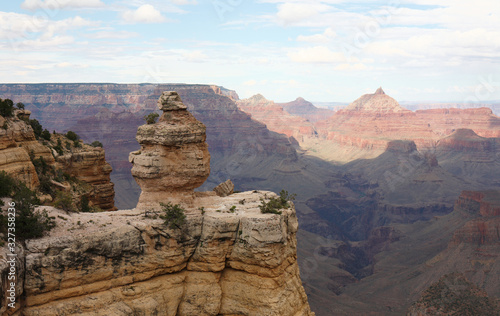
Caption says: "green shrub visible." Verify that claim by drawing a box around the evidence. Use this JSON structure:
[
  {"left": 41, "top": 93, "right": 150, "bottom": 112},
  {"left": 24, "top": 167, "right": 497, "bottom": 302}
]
[
  {"left": 259, "top": 190, "right": 296, "bottom": 215},
  {"left": 29, "top": 119, "right": 43, "bottom": 139},
  {"left": 0, "top": 181, "right": 55, "bottom": 240},
  {"left": 80, "top": 195, "right": 91, "bottom": 212},
  {"left": 2, "top": 121, "right": 7, "bottom": 130},
  {"left": 53, "top": 139, "right": 64, "bottom": 155},
  {"left": 73, "top": 140, "right": 81, "bottom": 148},
  {"left": 0, "top": 99, "right": 14, "bottom": 117},
  {"left": 160, "top": 202, "right": 186, "bottom": 229},
  {"left": 16, "top": 102, "right": 25, "bottom": 110},
  {"left": 0, "top": 171, "right": 15, "bottom": 197},
  {"left": 66, "top": 131, "right": 79, "bottom": 141},
  {"left": 38, "top": 175, "right": 54, "bottom": 195},
  {"left": 91, "top": 141, "right": 103, "bottom": 148},
  {"left": 54, "top": 191, "right": 75, "bottom": 213},
  {"left": 41, "top": 129, "right": 51, "bottom": 141},
  {"left": 32, "top": 156, "right": 49, "bottom": 176},
  {"left": 144, "top": 112, "right": 159, "bottom": 124}
]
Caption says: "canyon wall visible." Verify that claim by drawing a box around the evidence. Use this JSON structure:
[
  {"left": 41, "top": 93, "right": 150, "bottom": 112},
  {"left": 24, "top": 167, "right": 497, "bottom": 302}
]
[{"left": 0, "top": 110, "right": 116, "bottom": 212}]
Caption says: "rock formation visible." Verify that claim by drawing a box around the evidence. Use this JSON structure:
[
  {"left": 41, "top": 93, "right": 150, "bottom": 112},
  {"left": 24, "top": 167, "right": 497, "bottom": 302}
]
[
  {"left": 407, "top": 273, "right": 500, "bottom": 316},
  {"left": 1, "top": 91, "right": 314, "bottom": 315},
  {"left": 0, "top": 110, "right": 54, "bottom": 189},
  {"left": 0, "top": 109, "right": 116, "bottom": 212},
  {"left": 54, "top": 142, "right": 116, "bottom": 212},
  {"left": 277, "top": 97, "right": 335, "bottom": 123},
  {"left": 344, "top": 87, "right": 409, "bottom": 113},
  {"left": 237, "top": 94, "right": 317, "bottom": 143},
  {"left": 129, "top": 91, "right": 210, "bottom": 208},
  {"left": 3, "top": 190, "right": 313, "bottom": 316}
]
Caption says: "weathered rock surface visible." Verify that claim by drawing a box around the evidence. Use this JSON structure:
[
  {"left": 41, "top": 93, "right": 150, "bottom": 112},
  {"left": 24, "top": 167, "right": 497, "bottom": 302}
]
[
  {"left": 54, "top": 140, "right": 116, "bottom": 212},
  {"left": 213, "top": 179, "right": 234, "bottom": 197},
  {"left": 130, "top": 91, "right": 210, "bottom": 208},
  {"left": 0, "top": 112, "right": 53, "bottom": 189},
  {"left": 0, "top": 111, "right": 116, "bottom": 211},
  {"left": 407, "top": 273, "right": 500, "bottom": 316},
  {"left": 237, "top": 94, "right": 317, "bottom": 143},
  {"left": 0, "top": 191, "right": 314, "bottom": 315},
  {"left": 277, "top": 97, "right": 335, "bottom": 123}
]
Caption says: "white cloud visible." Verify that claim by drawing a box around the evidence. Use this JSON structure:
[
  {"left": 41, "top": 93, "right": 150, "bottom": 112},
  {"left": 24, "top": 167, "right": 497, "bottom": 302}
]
[
  {"left": 276, "top": 3, "right": 332, "bottom": 26},
  {"left": 288, "top": 46, "right": 347, "bottom": 63},
  {"left": 334, "top": 63, "right": 367, "bottom": 71},
  {"left": 170, "top": 0, "right": 197, "bottom": 4},
  {"left": 297, "top": 27, "right": 336, "bottom": 43},
  {"left": 122, "top": 4, "right": 166, "bottom": 24},
  {"left": 182, "top": 50, "right": 208, "bottom": 62},
  {"left": 21, "top": 0, "right": 105, "bottom": 10},
  {"left": 86, "top": 30, "right": 139, "bottom": 39},
  {"left": 244, "top": 79, "right": 257, "bottom": 86},
  {"left": 0, "top": 12, "right": 95, "bottom": 51}
]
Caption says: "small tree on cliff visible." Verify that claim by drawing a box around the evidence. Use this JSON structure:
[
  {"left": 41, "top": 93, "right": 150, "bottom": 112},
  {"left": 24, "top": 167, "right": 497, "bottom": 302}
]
[
  {"left": 160, "top": 202, "right": 186, "bottom": 229},
  {"left": 144, "top": 112, "right": 159, "bottom": 124},
  {"left": 0, "top": 99, "right": 14, "bottom": 117}
]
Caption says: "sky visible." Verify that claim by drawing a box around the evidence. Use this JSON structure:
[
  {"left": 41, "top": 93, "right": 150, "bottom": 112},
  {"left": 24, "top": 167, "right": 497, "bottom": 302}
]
[{"left": 1, "top": 0, "right": 500, "bottom": 103}]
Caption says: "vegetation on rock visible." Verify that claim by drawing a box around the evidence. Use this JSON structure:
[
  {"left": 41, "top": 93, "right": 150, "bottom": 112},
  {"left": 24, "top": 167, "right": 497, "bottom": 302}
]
[
  {"left": 0, "top": 98, "right": 14, "bottom": 117},
  {"left": 91, "top": 140, "right": 103, "bottom": 147},
  {"left": 259, "top": 190, "right": 296, "bottom": 214},
  {"left": 160, "top": 202, "right": 186, "bottom": 229},
  {"left": 144, "top": 112, "right": 159, "bottom": 124},
  {"left": 0, "top": 173, "right": 56, "bottom": 240}
]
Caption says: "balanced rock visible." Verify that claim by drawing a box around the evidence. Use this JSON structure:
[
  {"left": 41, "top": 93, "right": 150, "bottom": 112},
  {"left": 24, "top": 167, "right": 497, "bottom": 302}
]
[
  {"left": 129, "top": 91, "right": 210, "bottom": 208},
  {"left": 213, "top": 179, "right": 234, "bottom": 197}
]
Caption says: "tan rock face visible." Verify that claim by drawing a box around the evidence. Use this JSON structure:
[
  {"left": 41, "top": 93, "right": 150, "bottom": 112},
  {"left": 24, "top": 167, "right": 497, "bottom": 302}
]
[
  {"left": 8, "top": 191, "right": 314, "bottom": 316},
  {"left": 130, "top": 91, "right": 210, "bottom": 208},
  {"left": 0, "top": 113, "right": 116, "bottom": 211},
  {"left": 55, "top": 145, "right": 116, "bottom": 212}
]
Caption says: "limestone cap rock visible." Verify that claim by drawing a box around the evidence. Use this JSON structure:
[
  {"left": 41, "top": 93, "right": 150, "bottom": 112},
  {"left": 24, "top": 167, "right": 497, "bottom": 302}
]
[{"left": 157, "top": 91, "right": 187, "bottom": 111}]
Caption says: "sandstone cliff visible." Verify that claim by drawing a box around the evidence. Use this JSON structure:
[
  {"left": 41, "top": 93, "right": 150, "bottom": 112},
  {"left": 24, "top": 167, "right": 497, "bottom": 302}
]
[
  {"left": 0, "top": 109, "right": 116, "bottom": 212},
  {"left": 237, "top": 94, "right": 317, "bottom": 144},
  {"left": 130, "top": 91, "right": 210, "bottom": 208},
  {"left": 9, "top": 190, "right": 313, "bottom": 316},
  {"left": 0, "top": 110, "right": 53, "bottom": 189},
  {"left": 0, "top": 92, "right": 314, "bottom": 316}
]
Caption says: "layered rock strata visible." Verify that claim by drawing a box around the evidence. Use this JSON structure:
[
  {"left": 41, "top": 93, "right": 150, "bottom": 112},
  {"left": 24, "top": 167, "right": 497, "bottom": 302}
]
[
  {"left": 4, "top": 190, "right": 314, "bottom": 315},
  {"left": 0, "top": 110, "right": 116, "bottom": 211},
  {"left": 0, "top": 111, "right": 54, "bottom": 189},
  {"left": 129, "top": 91, "right": 210, "bottom": 208},
  {"left": 1, "top": 91, "right": 314, "bottom": 315},
  {"left": 54, "top": 144, "right": 116, "bottom": 212}
]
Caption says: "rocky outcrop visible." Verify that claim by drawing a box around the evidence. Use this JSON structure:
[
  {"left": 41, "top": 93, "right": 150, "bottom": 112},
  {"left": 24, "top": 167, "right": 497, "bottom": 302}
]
[
  {"left": 407, "top": 273, "right": 500, "bottom": 316},
  {"left": 213, "top": 179, "right": 234, "bottom": 197},
  {"left": 7, "top": 190, "right": 313, "bottom": 316},
  {"left": 54, "top": 141, "right": 116, "bottom": 212},
  {"left": 278, "top": 97, "right": 335, "bottom": 123},
  {"left": 436, "top": 129, "right": 499, "bottom": 153},
  {"left": 452, "top": 190, "right": 500, "bottom": 245},
  {"left": 0, "top": 110, "right": 116, "bottom": 211},
  {"left": 237, "top": 94, "right": 317, "bottom": 143},
  {"left": 0, "top": 111, "right": 53, "bottom": 189},
  {"left": 1, "top": 91, "right": 314, "bottom": 315},
  {"left": 129, "top": 91, "right": 210, "bottom": 208},
  {"left": 345, "top": 87, "right": 409, "bottom": 113}
]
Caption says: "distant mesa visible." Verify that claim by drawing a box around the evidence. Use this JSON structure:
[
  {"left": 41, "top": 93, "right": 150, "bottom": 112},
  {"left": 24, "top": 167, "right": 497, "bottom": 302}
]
[{"left": 344, "top": 87, "right": 409, "bottom": 113}]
